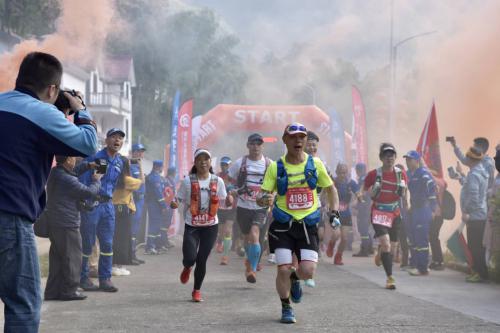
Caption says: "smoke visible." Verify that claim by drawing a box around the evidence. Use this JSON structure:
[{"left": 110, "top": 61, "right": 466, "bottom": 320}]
[{"left": 0, "top": 0, "right": 116, "bottom": 92}]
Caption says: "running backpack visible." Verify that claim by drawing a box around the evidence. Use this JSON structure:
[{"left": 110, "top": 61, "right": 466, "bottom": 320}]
[
  {"left": 371, "top": 167, "right": 405, "bottom": 200},
  {"left": 236, "top": 155, "right": 271, "bottom": 189},
  {"left": 276, "top": 155, "right": 318, "bottom": 195},
  {"left": 189, "top": 174, "right": 219, "bottom": 219}
]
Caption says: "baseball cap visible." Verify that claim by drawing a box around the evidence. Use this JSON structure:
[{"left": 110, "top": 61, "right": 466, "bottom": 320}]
[
  {"left": 132, "top": 143, "right": 146, "bottom": 152},
  {"left": 220, "top": 156, "right": 232, "bottom": 165},
  {"left": 403, "top": 150, "right": 421, "bottom": 160},
  {"left": 106, "top": 128, "right": 125, "bottom": 138},
  {"left": 284, "top": 123, "right": 307, "bottom": 136},
  {"left": 247, "top": 133, "right": 264, "bottom": 144},
  {"left": 153, "top": 160, "right": 163, "bottom": 168},
  {"left": 194, "top": 148, "right": 211, "bottom": 159}
]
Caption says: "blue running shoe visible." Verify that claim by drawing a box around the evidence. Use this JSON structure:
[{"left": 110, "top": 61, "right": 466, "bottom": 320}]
[
  {"left": 290, "top": 279, "right": 302, "bottom": 303},
  {"left": 280, "top": 307, "right": 297, "bottom": 324},
  {"left": 304, "top": 279, "right": 316, "bottom": 288}
]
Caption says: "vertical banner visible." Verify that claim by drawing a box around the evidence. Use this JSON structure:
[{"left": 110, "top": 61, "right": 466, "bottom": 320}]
[
  {"left": 416, "top": 102, "right": 443, "bottom": 178},
  {"left": 177, "top": 99, "right": 193, "bottom": 180},
  {"left": 351, "top": 86, "right": 368, "bottom": 165},
  {"left": 168, "top": 90, "right": 181, "bottom": 170},
  {"left": 329, "top": 109, "right": 346, "bottom": 169}
]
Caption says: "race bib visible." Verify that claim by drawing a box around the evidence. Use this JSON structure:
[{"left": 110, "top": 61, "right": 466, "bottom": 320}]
[
  {"left": 286, "top": 187, "right": 314, "bottom": 210},
  {"left": 192, "top": 213, "right": 216, "bottom": 226},
  {"left": 371, "top": 209, "right": 396, "bottom": 228},
  {"left": 242, "top": 185, "right": 261, "bottom": 202},
  {"left": 339, "top": 202, "right": 349, "bottom": 212}
]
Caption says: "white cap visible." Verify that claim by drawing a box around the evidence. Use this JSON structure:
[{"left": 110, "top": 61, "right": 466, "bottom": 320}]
[{"left": 194, "top": 148, "right": 211, "bottom": 159}]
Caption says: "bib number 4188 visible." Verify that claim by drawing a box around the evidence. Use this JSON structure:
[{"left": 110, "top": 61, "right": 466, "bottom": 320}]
[{"left": 286, "top": 187, "right": 314, "bottom": 210}]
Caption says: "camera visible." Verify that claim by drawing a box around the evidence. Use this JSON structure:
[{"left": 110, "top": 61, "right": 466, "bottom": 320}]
[
  {"left": 95, "top": 158, "right": 108, "bottom": 174},
  {"left": 54, "top": 89, "right": 86, "bottom": 115},
  {"left": 447, "top": 166, "right": 459, "bottom": 179},
  {"left": 445, "top": 136, "right": 455, "bottom": 143}
]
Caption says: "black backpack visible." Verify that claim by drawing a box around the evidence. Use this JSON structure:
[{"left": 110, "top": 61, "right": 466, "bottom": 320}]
[{"left": 442, "top": 190, "right": 456, "bottom": 220}]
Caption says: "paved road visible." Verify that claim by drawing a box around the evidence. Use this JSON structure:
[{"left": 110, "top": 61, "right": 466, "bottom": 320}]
[{"left": 34, "top": 241, "right": 500, "bottom": 333}]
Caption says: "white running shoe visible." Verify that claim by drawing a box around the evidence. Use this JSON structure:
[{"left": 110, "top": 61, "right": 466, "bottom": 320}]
[
  {"left": 267, "top": 253, "right": 276, "bottom": 264},
  {"left": 119, "top": 268, "right": 131, "bottom": 276},
  {"left": 111, "top": 267, "right": 123, "bottom": 276}
]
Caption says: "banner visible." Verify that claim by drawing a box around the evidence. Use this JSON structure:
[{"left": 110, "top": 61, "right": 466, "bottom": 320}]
[
  {"left": 351, "top": 86, "right": 368, "bottom": 165},
  {"left": 416, "top": 102, "right": 443, "bottom": 178},
  {"left": 177, "top": 99, "right": 193, "bottom": 180},
  {"left": 329, "top": 108, "right": 346, "bottom": 169},
  {"left": 168, "top": 90, "right": 181, "bottom": 170}
]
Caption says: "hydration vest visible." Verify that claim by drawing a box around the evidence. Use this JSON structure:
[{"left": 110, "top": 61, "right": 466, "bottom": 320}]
[
  {"left": 189, "top": 174, "right": 219, "bottom": 220},
  {"left": 276, "top": 155, "right": 318, "bottom": 195},
  {"left": 236, "top": 155, "right": 271, "bottom": 189},
  {"left": 371, "top": 167, "right": 405, "bottom": 200}
]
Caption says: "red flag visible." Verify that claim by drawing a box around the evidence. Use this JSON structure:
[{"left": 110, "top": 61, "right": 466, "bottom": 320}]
[
  {"left": 177, "top": 99, "right": 193, "bottom": 180},
  {"left": 351, "top": 86, "right": 368, "bottom": 165},
  {"left": 417, "top": 103, "right": 444, "bottom": 178}
]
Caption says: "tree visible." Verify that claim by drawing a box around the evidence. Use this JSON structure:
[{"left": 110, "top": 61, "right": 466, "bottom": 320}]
[{"left": 0, "top": 0, "right": 60, "bottom": 37}]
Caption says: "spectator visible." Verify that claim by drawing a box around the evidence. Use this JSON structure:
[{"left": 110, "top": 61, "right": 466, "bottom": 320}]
[
  {"left": 461, "top": 147, "right": 489, "bottom": 282},
  {"left": 130, "top": 143, "right": 147, "bottom": 264},
  {"left": 44, "top": 156, "right": 101, "bottom": 301},
  {"left": 112, "top": 156, "right": 143, "bottom": 275},
  {"left": 0, "top": 52, "right": 97, "bottom": 332},
  {"left": 159, "top": 167, "right": 177, "bottom": 250}
]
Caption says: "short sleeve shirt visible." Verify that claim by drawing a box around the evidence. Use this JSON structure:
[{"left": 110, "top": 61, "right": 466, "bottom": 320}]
[
  {"left": 177, "top": 175, "right": 227, "bottom": 227},
  {"left": 261, "top": 154, "right": 333, "bottom": 220}
]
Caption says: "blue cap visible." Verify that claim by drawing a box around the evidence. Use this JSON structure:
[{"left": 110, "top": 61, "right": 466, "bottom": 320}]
[
  {"left": 132, "top": 143, "right": 146, "bottom": 152},
  {"left": 106, "top": 128, "right": 125, "bottom": 138},
  {"left": 220, "top": 156, "right": 232, "bottom": 165},
  {"left": 403, "top": 150, "right": 421, "bottom": 160},
  {"left": 153, "top": 160, "right": 164, "bottom": 168}
]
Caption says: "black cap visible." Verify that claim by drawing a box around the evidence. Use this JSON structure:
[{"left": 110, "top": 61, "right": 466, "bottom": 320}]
[
  {"left": 247, "top": 133, "right": 264, "bottom": 144},
  {"left": 106, "top": 128, "right": 125, "bottom": 138}
]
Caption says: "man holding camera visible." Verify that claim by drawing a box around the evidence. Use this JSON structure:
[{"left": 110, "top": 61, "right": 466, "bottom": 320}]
[
  {"left": 78, "top": 128, "right": 126, "bottom": 292},
  {"left": 0, "top": 52, "right": 97, "bottom": 332}
]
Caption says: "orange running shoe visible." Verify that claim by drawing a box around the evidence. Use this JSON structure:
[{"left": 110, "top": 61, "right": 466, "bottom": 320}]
[
  {"left": 334, "top": 252, "right": 344, "bottom": 265},
  {"left": 180, "top": 267, "right": 192, "bottom": 284},
  {"left": 192, "top": 289, "right": 203, "bottom": 302}
]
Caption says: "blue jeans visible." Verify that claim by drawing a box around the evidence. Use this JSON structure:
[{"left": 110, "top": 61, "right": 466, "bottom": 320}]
[{"left": 0, "top": 211, "right": 41, "bottom": 333}]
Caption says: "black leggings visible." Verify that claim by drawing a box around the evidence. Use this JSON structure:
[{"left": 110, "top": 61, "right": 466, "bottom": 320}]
[{"left": 182, "top": 224, "right": 219, "bottom": 290}]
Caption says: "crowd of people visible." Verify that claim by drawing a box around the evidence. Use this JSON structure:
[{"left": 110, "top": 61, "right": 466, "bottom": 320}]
[{"left": 1, "top": 51, "right": 499, "bottom": 332}]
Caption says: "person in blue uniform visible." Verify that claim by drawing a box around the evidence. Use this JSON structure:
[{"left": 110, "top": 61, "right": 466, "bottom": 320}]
[
  {"left": 78, "top": 128, "right": 125, "bottom": 292},
  {"left": 145, "top": 160, "right": 168, "bottom": 254},
  {"left": 130, "top": 143, "right": 147, "bottom": 264},
  {"left": 404, "top": 150, "right": 438, "bottom": 276}
]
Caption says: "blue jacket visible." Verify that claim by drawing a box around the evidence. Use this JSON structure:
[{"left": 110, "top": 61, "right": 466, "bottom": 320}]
[
  {"left": 407, "top": 167, "right": 437, "bottom": 211},
  {"left": 0, "top": 88, "right": 97, "bottom": 221},
  {"left": 130, "top": 163, "right": 145, "bottom": 196},
  {"left": 45, "top": 166, "right": 100, "bottom": 228},
  {"left": 78, "top": 149, "right": 124, "bottom": 199},
  {"left": 460, "top": 163, "right": 488, "bottom": 221},
  {"left": 146, "top": 171, "right": 167, "bottom": 209}
]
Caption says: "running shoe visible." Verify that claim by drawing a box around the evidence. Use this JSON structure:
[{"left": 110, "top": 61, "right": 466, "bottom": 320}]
[
  {"left": 180, "top": 267, "right": 192, "bottom": 284},
  {"left": 280, "top": 307, "right": 297, "bottom": 324},
  {"left": 334, "top": 252, "right": 344, "bottom": 265},
  {"left": 465, "top": 272, "right": 482, "bottom": 283},
  {"left": 267, "top": 253, "right": 276, "bottom": 264},
  {"left": 119, "top": 267, "right": 131, "bottom": 276},
  {"left": 408, "top": 268, "right": 429, "bottom": 276},
  {"left": 304, "top": 279, "right": 316, "bottom": 288},
  {"left": 246, "top": 271, "right": 257, "bottom": 283},
  {"left": 290, "top": 279, "right": 302, "bottom": 303},
  {"left": 144, "top": 248, "right": 158, "bottom": 255},
  {"left": 220, "top": 256, "right": 229, "bottom": 265},
  {"left": 385, "top": 276, "right": 396, "bottom": 290},
  {"left": 429, "top": 262, "right": 445, "bottom": 271},
  {"left": 216, "top": 241, "right": 224, "bottom": 254},
  {"left": 374, "top": 252, "right": 382, "bottom": 267},
  {"left": 326, "top": 240, "right": 335, "bottom": 258},
  {"left": 192, "top": 289, "right": 203, "bottom": 302}
]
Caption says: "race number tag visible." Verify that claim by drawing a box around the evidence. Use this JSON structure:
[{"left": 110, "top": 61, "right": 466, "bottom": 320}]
[
  {"left": 243, "top": 185, "right": 261, "bottom": 202},
  {"left": 339, "top": 202, "right": 349, "bottom": 212},
  {"left": 286, "top": 187, "right": 314, "bottom": 210},
  {"left": 192, "top": 213, "right": 215, "bottom": 226},
  {"left": 371, "top": 209, "right": 395, "bottom": 228}
]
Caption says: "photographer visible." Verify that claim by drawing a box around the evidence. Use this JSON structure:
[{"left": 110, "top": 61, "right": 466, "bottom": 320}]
[
  {"left": 0, "top": 52, "right": 97, "bottom": 332},
  {"left": 44, "top": 156, "right": 102, "bottom": 301}
]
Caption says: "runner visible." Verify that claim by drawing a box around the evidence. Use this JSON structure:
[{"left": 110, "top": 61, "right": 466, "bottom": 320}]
[
  {"left": 217, "top": 156, "right": 237, "bottom": 265},
  {"left": 229, "top": 133, "right": 272, "bottom": 283},
  {"left": 171, "top": 148, "right": 230, "bottom": 302},
  {"left": 363, "top": 143, "right": 408, "bottom": 290},
  {"left": 329, "top": 163, "right": 360, "bottom": 265},
  {"left": 257, "top": 123, "right": 340, "bottom": 324}
]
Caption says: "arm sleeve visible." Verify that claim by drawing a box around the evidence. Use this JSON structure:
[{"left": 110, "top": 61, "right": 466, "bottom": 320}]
[
  {"left": 124, "top": 176, "right": 142, "bottom": 191},
  {"left": 74, "top": 160, "right": 91, "bottom": 176},
  {"left": 67, "top": 175, "right": 101, "bottom": 200},
  {"left": 217, "top": 177, "right": 227, "bottom": 200},
  {"left": 454, "top": 146, "right": 468, "bottom": 165},
  {"left": 464, "top": 174, "right": 480, "bottom": 214}
]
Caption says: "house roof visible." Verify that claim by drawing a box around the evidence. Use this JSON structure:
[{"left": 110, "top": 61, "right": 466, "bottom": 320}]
[{"left": 101, "top": 55, "right": 136, "bottom": 87}]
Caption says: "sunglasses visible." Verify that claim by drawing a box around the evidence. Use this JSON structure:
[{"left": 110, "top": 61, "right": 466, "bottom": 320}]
[{"left": 287, "top": 124, "right": 307, "bottom": 132}]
